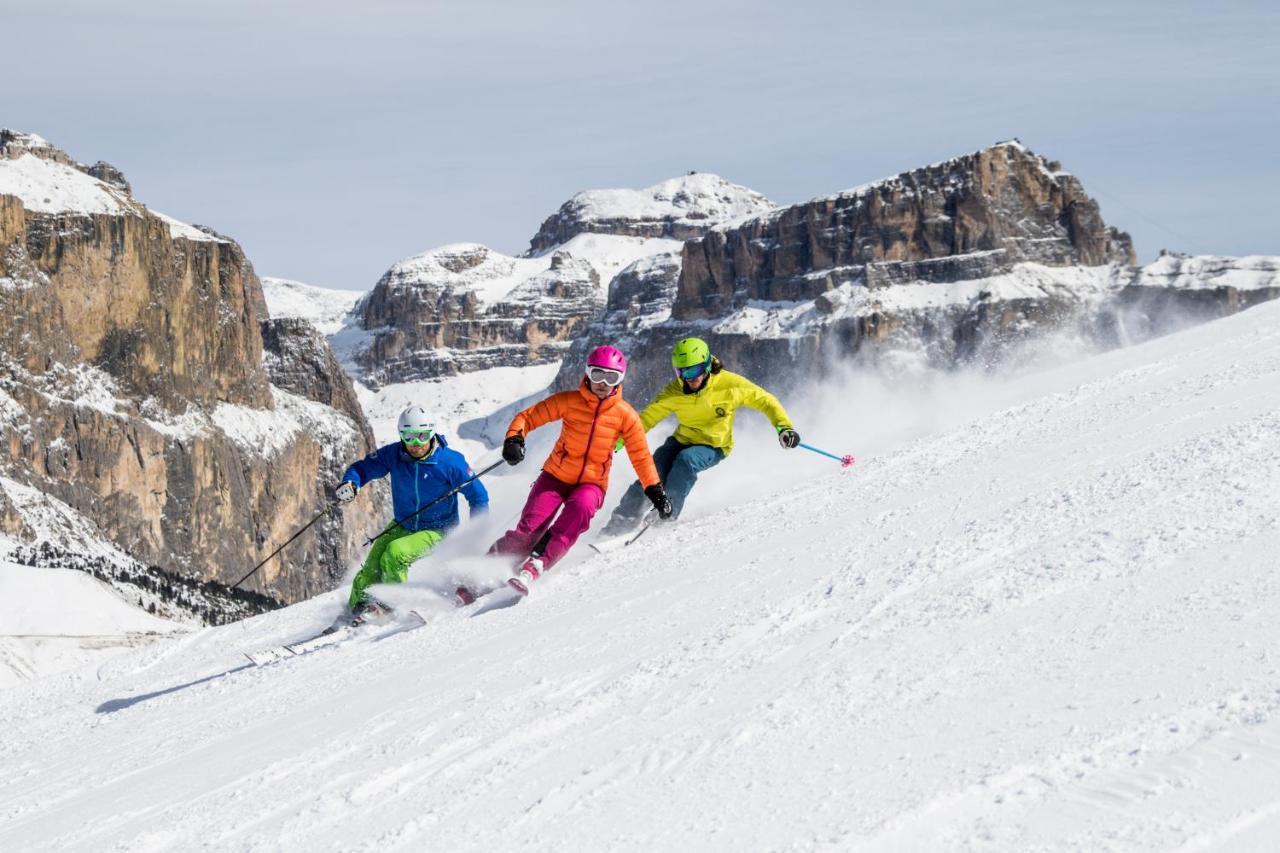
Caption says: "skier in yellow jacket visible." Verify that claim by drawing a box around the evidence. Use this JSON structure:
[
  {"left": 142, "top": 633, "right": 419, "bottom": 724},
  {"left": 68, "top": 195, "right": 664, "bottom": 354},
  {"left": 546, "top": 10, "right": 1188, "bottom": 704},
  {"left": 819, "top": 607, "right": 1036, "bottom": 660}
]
[{"left": 599, "top": 337, "right": 799, "bottom": 536}]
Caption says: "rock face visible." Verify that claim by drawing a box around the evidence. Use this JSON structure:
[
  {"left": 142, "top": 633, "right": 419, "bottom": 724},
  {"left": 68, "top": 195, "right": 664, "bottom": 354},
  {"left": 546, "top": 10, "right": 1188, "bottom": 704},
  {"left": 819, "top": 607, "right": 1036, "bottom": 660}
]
[
  {"left": 343, "top": 175, "right": 775, "bottom": 388},
  {"left": 0, "top": 131, "right": 384, "bottom": 619},
  {"left": 261, "top": 318, "right": 372, "bottom": 443},
  {"left": 528, "top": 173, "right": 774, "bottom": 254},
  {"left": 556, "top": 142, "right": 1276, "bottom": 404},
  {"left": 353, "top": 244, "right": 601, "bottom": 386},
  {"left": 675, "top": 141, "right": 1133, "bottom": 320}
]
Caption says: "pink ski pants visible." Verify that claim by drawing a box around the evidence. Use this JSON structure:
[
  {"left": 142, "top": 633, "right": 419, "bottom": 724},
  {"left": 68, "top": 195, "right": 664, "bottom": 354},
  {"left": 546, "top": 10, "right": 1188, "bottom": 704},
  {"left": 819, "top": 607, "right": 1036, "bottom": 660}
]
[{"left": 491, "top": 471, "right": 605, "bottom": 568}]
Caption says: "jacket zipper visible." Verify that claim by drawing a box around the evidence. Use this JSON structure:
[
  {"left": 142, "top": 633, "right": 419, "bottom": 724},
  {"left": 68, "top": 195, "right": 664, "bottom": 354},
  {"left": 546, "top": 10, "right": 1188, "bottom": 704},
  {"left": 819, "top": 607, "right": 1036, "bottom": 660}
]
[
  {"left": 413, "top": 459, "right": 421, "bottom": 530},
  {"left": 575, "top": 395, "right": 606, "bottom": 485}
]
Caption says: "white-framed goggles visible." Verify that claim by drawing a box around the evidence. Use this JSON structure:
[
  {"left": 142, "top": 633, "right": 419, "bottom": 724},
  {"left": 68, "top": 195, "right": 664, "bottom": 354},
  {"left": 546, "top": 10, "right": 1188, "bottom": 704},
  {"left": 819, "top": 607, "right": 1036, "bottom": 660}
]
[{"left": 586, "top": 366, "right": 625, "bottom": 387}]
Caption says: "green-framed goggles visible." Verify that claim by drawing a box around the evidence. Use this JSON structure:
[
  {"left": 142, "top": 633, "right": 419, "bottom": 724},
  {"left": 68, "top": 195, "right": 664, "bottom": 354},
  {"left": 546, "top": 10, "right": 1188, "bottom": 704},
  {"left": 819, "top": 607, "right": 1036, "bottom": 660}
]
[{"left": 400, "top": 429, "right": 434, "bottom": 447}]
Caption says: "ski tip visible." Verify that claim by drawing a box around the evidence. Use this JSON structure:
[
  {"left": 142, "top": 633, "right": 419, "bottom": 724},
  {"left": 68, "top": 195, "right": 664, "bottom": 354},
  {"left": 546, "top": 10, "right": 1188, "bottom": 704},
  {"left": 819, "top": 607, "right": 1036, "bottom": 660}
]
[{"left": 473, "top": 585, "right": 524, "bottom": 616}]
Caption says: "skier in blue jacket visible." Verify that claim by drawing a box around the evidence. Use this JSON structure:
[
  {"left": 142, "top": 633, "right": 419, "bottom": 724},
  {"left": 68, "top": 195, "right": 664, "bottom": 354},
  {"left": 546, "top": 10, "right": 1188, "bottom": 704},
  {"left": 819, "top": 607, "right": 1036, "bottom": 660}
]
[{"left": 334, "top": 405, "right": 488, "bottom": 614}]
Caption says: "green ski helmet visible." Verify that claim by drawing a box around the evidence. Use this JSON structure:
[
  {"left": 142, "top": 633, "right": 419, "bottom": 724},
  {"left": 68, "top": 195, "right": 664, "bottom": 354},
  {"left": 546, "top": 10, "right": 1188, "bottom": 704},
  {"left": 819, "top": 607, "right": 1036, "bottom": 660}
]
[{"left": 671, "top": 337, "right": 712, "bottom": 381}]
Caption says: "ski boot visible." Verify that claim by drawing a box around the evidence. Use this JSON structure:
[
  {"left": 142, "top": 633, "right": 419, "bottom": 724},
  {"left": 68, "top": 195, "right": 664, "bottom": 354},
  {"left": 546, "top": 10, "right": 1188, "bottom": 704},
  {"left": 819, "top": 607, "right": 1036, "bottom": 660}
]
[
  {"left": 349, "top": 596, "right": 393, "bottom": 626},
  {"left": 506, "top": 556, "right": 545, "bottom": 596}
]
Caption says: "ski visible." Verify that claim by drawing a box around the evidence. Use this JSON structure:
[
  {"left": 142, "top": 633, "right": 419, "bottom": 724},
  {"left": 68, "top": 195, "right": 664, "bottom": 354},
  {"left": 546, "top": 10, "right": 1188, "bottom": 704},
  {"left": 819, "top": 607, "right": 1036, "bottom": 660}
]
[
  {"left": 244, "top": 609, "right": 427, "bottom": 666},
  {"left": 590, "top": 511, "right": 658, "bottom": 555},
  {"left": 453, "top": 578, "right": 528, "bottom": 614}
]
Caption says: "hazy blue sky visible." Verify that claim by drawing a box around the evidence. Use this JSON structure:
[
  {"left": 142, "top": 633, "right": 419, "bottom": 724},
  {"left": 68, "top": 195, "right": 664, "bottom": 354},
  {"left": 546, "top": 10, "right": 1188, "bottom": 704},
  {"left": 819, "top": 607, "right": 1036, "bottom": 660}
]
[{"left": 4, "top": 0, "right": 1278, "bottom": 290}]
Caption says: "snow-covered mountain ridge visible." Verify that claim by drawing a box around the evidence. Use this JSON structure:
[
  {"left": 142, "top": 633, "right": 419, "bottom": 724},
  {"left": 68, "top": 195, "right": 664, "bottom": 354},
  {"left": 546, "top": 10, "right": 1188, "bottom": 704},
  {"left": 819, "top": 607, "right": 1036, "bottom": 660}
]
[
  {"left": 260, "top": 277, "right": 362, "bottom": 335},
  {"left": 527, "top": 172, "right": 774, "bottom": 253},
  {"left": 336, "top": 174, "right": 771, "bottom": 387},
  {"left": 559, "top": 143, "right": 1278, "bottom": 400},
  {"left": 3, "top": 297, "right": 1277, "bottom": 851},
  {"left": 0, "top": 129, "right": 222, "bottom": 244}
]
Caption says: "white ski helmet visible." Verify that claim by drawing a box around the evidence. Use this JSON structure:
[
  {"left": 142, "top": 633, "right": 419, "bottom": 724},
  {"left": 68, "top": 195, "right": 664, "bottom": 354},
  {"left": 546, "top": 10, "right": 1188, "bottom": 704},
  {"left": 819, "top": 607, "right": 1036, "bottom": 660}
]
[{"left": 397, "top": 405, "right": 436, "bottom": 437}]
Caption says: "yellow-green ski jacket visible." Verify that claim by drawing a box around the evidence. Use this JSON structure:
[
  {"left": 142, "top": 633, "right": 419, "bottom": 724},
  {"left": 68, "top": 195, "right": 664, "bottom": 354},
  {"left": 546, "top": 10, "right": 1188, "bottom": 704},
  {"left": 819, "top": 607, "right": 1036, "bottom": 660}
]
[{"left": 638, "top": 369, "right": 792, "bottom": 455}]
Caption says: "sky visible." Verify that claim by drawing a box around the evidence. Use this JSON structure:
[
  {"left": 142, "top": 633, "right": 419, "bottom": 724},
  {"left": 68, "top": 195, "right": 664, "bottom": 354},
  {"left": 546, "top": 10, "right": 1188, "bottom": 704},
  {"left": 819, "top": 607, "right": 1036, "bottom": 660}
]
[{"left": 3, "top": 0, "right": 1278, "bottom": 291}]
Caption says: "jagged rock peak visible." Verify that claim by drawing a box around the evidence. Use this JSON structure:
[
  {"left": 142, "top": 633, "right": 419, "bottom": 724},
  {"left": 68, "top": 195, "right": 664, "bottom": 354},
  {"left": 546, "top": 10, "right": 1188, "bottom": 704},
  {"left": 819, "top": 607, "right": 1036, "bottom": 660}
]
[
  {"left": 800, "top": 139, "right": 1081, "bottom": 215},
  {"left": 527, "top": 173, "right": 775, "bottom": 254},
  {"left": 0, "top": 130, "right": 64, "bottom": 161}
]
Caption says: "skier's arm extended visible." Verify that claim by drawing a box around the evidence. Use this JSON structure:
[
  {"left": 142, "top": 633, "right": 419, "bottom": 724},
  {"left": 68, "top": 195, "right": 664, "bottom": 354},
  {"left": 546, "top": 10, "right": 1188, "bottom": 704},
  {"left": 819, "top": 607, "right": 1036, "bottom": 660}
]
[
  {"left": 638, "top": 387, "right": 679, "bottom": 432},
  {"left": 735, "top": 376, "right": 793, "bottom": 430},
  {"left": 342, "top": 445, "right": 393, "bottom": 489},
  {"left": 613, "top": 389, "right": 676, "bottom": 453},
  {"left": 620, "top": 410, "right": 662, "bottom": 489},
  {"left": 506, "top": 392, "right": 570, "bottom": 439}
]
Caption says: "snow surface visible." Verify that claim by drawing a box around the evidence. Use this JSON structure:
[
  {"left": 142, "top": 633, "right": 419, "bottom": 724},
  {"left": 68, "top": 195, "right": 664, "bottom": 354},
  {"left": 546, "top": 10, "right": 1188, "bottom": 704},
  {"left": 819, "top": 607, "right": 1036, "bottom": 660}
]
[
  {"left": 0, "top": 558, "right": 180, "bottom": 690},
  {"left": 552, "top": 173, "right": 773, "bottom": 230},
  {"left": 375, "top": 235, "right": 680, "bottom": 310},
  {"left": 1130, "top": 253, "right": 1280, "bottom": 292},
  {"left": 260, "top": 276, "right": 363, "bottom": 335},
  {"left": 379, "top": 243, "right": 550, "bottom": 306},
  {"left": 139, "top": 386, "right": 363, "bottom": 466},
  {"left": 542, "top": 232, "right": 682, "bottom": 286},
  {"left": 0, "top": 153, "right": 132, "bottom": 216},
  {"left": 713, "top": 263, "right": 1118, "bottom": 339},
  {"left": 2, "top": 298, "right": 1278, "bottom": 850},
  {"left": 0, "top": 478, "right": 143, "bottom": 572},
  {"left": 151, "top": 210, "right": 219, "bottom": 244}
]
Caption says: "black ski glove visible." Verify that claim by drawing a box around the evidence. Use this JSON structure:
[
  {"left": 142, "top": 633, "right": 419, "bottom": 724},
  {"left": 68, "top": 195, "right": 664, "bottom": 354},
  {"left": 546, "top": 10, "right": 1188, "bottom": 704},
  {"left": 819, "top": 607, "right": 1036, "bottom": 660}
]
[
  {"left": 644, "top": 484, "right": 674, "bottom": 520},
  {"left": 777, "top": 428, "right": 800, "bottom": 449},
  {"left": 502, "top": 435, "right": 526, "bottom": 466}
]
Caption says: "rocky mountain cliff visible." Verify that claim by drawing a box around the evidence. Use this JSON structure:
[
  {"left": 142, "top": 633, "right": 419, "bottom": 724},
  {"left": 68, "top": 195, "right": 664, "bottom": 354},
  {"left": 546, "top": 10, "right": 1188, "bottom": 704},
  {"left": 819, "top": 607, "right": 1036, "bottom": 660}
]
[
  {"left": 0, "top": 131, "right": 384, "bottom": 620},
  {"left": 340, "top": 175, "right": 774, "bottom": 388},
  {"left": 556, "top": 142, "right": 1278, "bottom": 402}
]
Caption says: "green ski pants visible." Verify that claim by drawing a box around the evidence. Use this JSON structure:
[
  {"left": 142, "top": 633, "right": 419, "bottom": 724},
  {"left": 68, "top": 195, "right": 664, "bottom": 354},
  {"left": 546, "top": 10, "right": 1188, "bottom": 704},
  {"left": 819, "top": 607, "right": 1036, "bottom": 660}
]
[{"left": 348, "top": 525, "right": 445, "bottom": 608}]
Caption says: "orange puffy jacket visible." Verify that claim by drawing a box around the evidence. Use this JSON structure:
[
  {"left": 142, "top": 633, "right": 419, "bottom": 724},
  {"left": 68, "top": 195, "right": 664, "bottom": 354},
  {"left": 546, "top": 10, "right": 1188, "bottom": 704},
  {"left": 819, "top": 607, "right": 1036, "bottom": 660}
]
[{"left": 506, "top": 380, "right": 660, "bottom": 490}]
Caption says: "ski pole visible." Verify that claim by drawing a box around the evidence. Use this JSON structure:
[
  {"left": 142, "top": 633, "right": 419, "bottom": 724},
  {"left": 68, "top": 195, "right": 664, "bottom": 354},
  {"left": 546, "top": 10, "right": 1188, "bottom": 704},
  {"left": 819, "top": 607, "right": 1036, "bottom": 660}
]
[
  {"left": 232, "top": 502, "right": 336, "bottom": 590},
  {"left": 799, "top": 442, "right": 855, "bottom": 468},
  {"left": 366, "top": 458, "right": 505, "bottom": 545}
]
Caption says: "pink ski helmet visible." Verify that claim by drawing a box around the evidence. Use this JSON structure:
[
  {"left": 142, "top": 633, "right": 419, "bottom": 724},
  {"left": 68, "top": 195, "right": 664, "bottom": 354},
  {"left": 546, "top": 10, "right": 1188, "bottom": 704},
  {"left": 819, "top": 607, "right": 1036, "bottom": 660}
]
[{"left": 586, "top": 345, "right": 627, "bottom": 374}]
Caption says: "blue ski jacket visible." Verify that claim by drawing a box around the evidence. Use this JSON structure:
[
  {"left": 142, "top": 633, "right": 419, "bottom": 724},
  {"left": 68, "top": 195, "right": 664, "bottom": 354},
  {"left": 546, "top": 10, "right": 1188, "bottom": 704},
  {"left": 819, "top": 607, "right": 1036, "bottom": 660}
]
[{"left": 341, "top": 435, "right": 489, "bottom": 532}]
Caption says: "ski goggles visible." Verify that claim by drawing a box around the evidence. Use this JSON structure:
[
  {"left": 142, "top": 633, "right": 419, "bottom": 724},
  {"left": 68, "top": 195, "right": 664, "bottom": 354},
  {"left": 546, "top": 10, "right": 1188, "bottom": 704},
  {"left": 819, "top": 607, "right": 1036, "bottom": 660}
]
[
  {"left": 586, "top": 366, "right": 625, "bottom": 387},
  {"left": 399, "top": 429, "right": 434, "bottom": 446},
  {"left": 675, "top": 358, "right": 711, "bottom": 381}
]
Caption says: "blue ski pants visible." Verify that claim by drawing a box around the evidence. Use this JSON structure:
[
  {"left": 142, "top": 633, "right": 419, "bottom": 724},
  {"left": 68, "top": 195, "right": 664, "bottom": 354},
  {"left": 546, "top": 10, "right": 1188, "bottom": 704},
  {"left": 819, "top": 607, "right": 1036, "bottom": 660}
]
[{"left": 603, "top": 436, "right": 725, "bottom": 533}]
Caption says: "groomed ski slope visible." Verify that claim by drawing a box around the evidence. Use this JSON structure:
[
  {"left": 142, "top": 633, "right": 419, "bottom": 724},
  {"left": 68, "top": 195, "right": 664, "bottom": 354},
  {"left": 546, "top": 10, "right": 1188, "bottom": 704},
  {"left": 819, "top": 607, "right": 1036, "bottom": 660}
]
[{"left": 2, "top": 302, "right": 1280, "bottom": 852}]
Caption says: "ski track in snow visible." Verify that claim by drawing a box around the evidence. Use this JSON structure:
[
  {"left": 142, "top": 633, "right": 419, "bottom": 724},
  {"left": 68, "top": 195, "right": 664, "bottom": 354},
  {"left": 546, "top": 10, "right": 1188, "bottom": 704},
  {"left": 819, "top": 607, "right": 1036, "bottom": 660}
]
[{"left": 2, "top": 304, "right": 1280, "bottom": 851}]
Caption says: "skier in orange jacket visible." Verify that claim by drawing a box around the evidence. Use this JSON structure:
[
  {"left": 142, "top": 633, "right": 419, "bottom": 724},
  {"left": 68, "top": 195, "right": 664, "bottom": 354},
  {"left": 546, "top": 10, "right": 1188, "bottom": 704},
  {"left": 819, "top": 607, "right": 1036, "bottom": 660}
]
[{"left": 490, "top": 345, "right": 671, "bottom": 594}]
